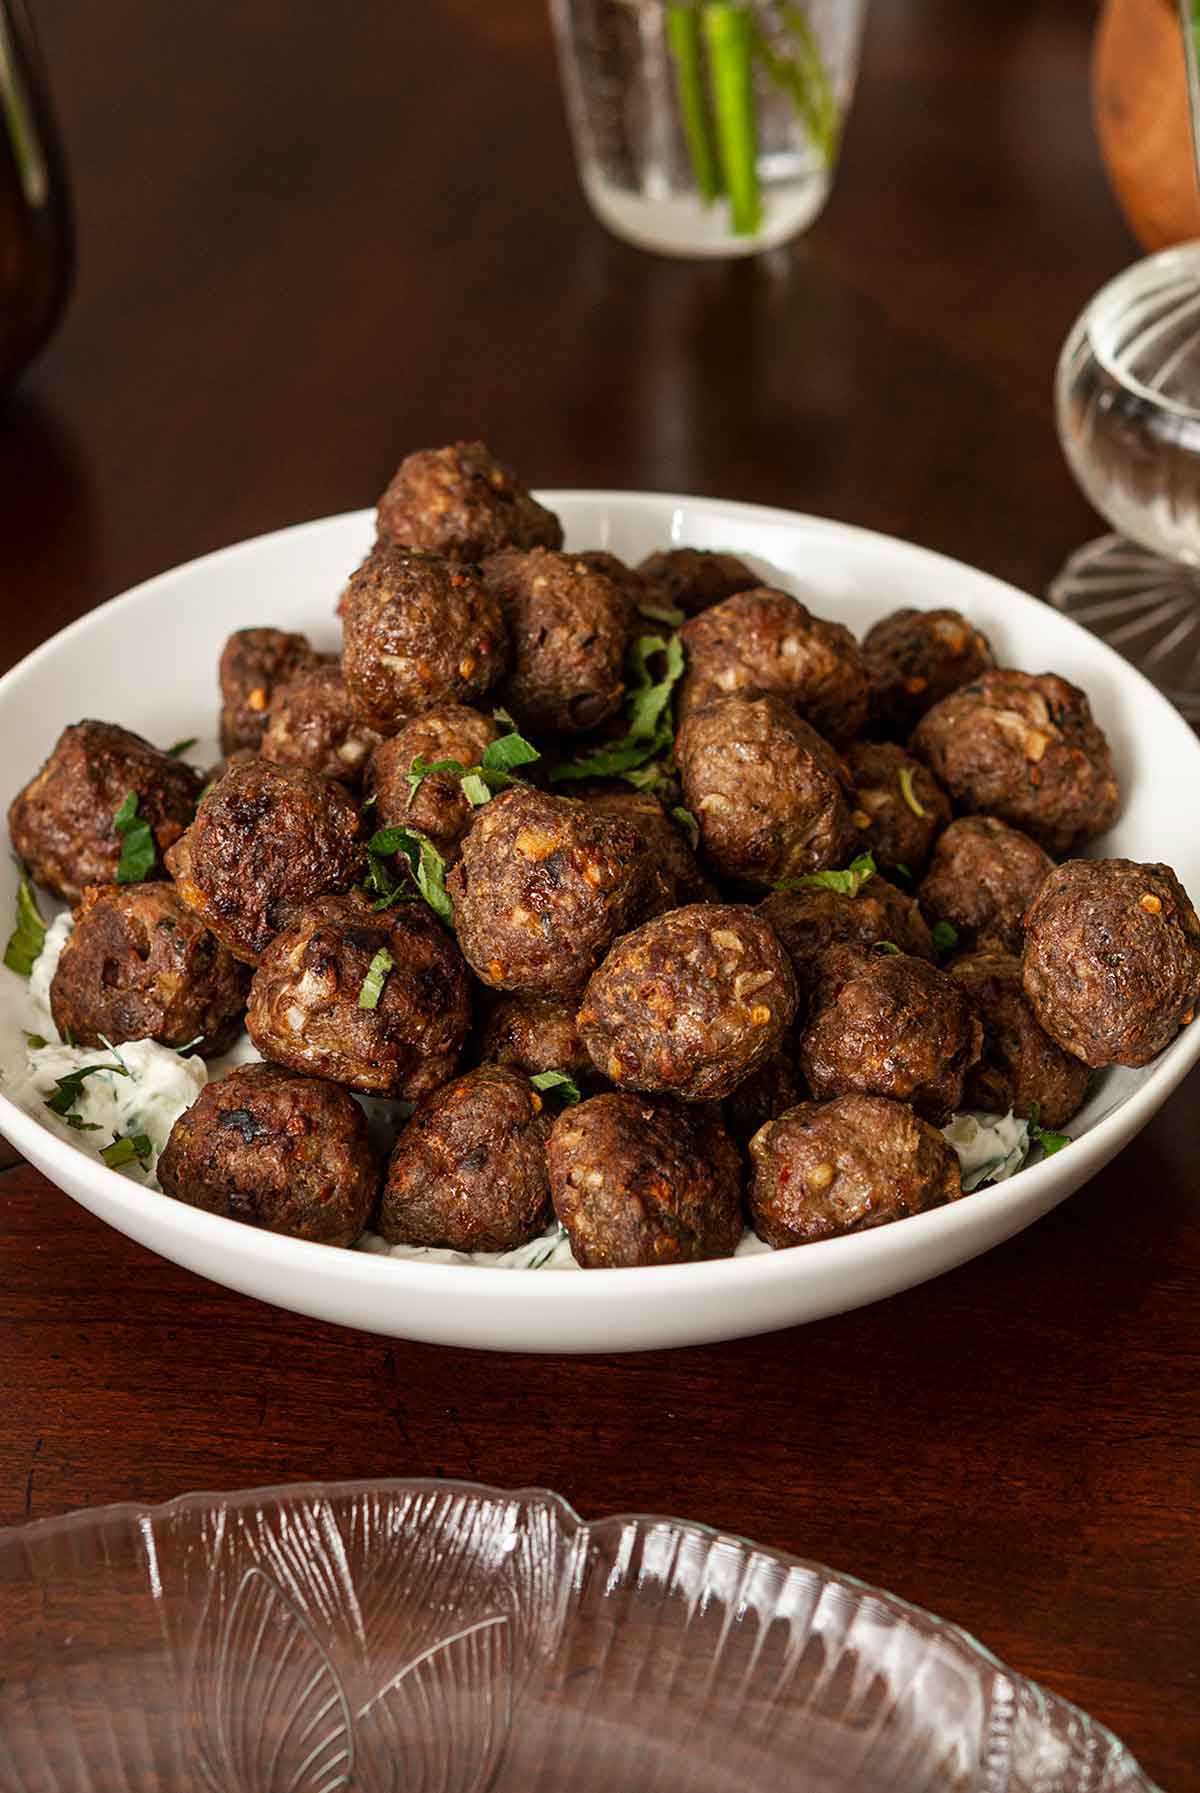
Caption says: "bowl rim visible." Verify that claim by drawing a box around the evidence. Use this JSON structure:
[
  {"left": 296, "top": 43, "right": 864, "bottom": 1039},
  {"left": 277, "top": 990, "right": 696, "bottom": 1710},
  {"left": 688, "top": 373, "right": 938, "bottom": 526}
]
[
  {"left": 0, "top": 490, "right": 1198, "bottom": 1305},
  {"left": 0, "top": 1473, "right": 1162, "bottom": 1791}
]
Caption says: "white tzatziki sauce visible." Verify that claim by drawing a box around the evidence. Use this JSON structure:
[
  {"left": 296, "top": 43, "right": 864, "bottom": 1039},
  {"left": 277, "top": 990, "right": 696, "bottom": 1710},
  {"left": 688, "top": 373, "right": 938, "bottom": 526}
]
[{"left": 8, "top": 913, "right": 1045, "bottom": 1262}]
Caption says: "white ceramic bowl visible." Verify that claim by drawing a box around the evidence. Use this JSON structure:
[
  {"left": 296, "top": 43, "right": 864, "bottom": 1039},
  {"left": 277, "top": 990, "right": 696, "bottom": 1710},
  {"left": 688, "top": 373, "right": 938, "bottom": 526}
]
[{"left": 1, "top": 493, "right": 1197, "bottom": 1354}]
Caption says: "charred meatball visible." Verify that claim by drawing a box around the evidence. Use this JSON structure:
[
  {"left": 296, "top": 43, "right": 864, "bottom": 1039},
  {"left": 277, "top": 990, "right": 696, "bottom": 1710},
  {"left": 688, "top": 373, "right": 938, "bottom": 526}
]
[
  {"left": 679, "top": 588, "right": 869, "bottom": 743},
  {"left": 758, "top": 877, "right": 934, "bottom": 997},
  {"left": 722, "top": 1047, "right": 804, "bottom": 1148},
  {"left": 843, "top": 740, "right": 951, "bottom": 875},
  {"left": 798, "top": 944, "right": 983, "bottom": 1122},
  {"left": 1022, "top": 858, "right": 1200, "bottom": 1067},
  {"left": 378, "top": 1066, "right": 553, "bottom": 1252},
  {"left": 948, "top": 951, "right": 1091, "bottom": 1127},
  {"left": 9, "top": 721, "right": 201, "bottom": 905},
  {"left": 157, "top": 1063, "right": 377, "bottom": 1246},
  {"left": 447, "top": 785, "right": 647, "bottom": 997},
  {"left": 364, "top": 706, "right": 500, "bottom": 860},
  {"left": 376, "top": 440, "right": 562, "bottom": 561},
  {"left": 340, "top": 542, "right": 508, "bottom": 732},
  {"left": 578, "top": 903, "right": 798, "bottom": 1101},
  {"left": 477, "top": 993, "right": 599, "bottom": 1090},
  {"left": 481, "top": 547, "right": 628, "bottom": 736},
  {"left": 246, "top": 894, "right": 470, "bottom": 1097},
  {"left": 548, "top": 1092, "right": 743, "bottom": 1267},
  {"left": 863, "top": 607, "right": 994, "bottom": 736},
  {"left": 676, "top": 692, "right": 858, "bottom": 889},
  {"left": 918, "top": 816, "right": 1053, "bottom": 955},
  {"left": 910, "top": 669, "right": 1120, "bottom": 856},
  {"left": 637, "top": 547, "right": 759, "bottom": 619},
  {"left": 48, "top": 883, "right": 249, "bottom": 1056},
  {"left": 577, "top": 784, "right": 716, "bottom": 917},
  {"left": 259, "top": 664, "right": 382, "bottom": 786},
  {"left": 219, "top": 628, "right": 324, "bottom": 756},
  {"left": 748, "top": 1093, "right": 961, "bottom": 1247},
  {"left": 165, "top": 758, "right": 363, "bottom": 965}
]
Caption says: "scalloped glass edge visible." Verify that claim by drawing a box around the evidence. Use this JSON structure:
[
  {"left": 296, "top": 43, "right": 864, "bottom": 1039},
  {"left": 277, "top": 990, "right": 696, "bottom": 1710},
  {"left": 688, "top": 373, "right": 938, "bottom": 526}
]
[{"left": 0, "top": 1478, "right": 1160, "bottom": 1793}]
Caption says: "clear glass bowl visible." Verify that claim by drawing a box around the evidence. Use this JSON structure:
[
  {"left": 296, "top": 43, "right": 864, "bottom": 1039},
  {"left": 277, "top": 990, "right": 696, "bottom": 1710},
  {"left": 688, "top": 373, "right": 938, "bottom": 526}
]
[{"left": 0, "top": 1480, "right": 1158, "bottom": 1791}]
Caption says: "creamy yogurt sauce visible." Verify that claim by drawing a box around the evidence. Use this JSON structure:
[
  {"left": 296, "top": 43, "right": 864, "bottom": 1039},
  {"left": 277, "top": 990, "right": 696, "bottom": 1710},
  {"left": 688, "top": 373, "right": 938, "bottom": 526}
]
[{"left": 10, "top": 916, "right": 1041, "bottom": 1259}]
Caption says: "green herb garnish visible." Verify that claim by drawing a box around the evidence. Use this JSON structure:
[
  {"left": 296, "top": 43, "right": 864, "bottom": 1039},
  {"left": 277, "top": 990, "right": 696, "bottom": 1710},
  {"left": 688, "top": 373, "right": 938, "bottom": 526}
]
[
  {"left": 101, "top": 1132, "right": 153, "bottom": 1170},
  {"left": 405, "top": 725, "right": 540, "bottom": 813},
  {"left": 25, "top": 1032, "right": 48, "bottom": 1050},
  {"left": 44, "top": 1054, "right": 129, "bottom": 1118},
  {"left": 550, "top": 633, "right": 685, "bottom": 789},
  {"left": 776, "top": 852, "right": 876, "bottom": 899},
  {"left": 365, "top": 827, "right": 453, "bottom": 925},
  {"left": 897, "top": 766, "right": 928, "bottom": 819},
  {"left": 931, "top": 920, "right": 958, "bottom": 954},
  {"left": 358, "top": 946, "right": 395, "bottom": 1011},
  {"left": 637, "top": 597, "right": 687, "bottom": 627},
  {"left": 113, "top": 792, "right": 157, "bottom": 884},
  {"left": 165, "top": 738, "right": 198, "bottom": 758},
  {"left": 1027, "top": 1102, "right": 1070, "bottom": 1159},
  {"left": 874, "top": 940, "right": 901, "bottom": 955},
  {"left": 891, "top": 862, "right": 914, "bottom": 885},
  {"left": 530, "top": 1070, "right": 582, "bottom": 1106},
  {"left": 671, "top": 806, "right": 700, "bottom": 851},
  {"left": 4, "top": 870, "right": 46, "bottom": 975}
]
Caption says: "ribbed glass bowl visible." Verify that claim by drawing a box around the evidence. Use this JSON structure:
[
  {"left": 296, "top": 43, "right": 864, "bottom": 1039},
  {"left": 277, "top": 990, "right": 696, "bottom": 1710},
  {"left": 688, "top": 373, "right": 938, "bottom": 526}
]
[{"left": 0, "top": 1480, "right": 1157, "bottom": 1792}]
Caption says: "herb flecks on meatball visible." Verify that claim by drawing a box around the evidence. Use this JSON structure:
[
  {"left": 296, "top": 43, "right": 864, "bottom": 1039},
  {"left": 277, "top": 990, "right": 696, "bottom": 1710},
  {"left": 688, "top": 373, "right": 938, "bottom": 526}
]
[
  {"left": 378, "top": 1065, "right": 553, "bottom": 1253},
  {"left": 911, "top": 669, "right": 1120, "bottom": 856},
  {"left": 578, "top": 902, "right": 798, "bottom": 1101},
  {"left": 1022, "top": 858, "right": 1200, "bottom": 1068},
  {"left": 246, "top": 893, "right": 471, "bottom": 1098},
  {"left": 843, "top": 739, "right": 951, "bottom": 875},
  {"left": 49, "top": 882, "right": 249, "bottom": 1057},
  {"left": 918, "top": 816, "right": 1053, "bottom": 956},
  {"left": 376, "top": 441, "right": 562, "bottom": 562},
  {"left": 260, "top": 664, "right": 382, "bottom": 786},
  {"left": 165, "top": 758, "right": 364, "bottom": 965},
  {"left": 548, "top": 1092, "right": 743, "bottom": 1266},
  {"left": 9, "top": 721, "right": 201, "bottom": 905},
  {"left": 798, "top": 943, "right": 983, "bottom": 1122},
  {"left": 448, "top": 784, "right": 647, "bottom": 997},
  {"left": 863, "top": 607, "right": 994, "bottom": 736},
  {"left": 680, "top": 587, "right": 869, "bottom": 743},
  {"left": 219, "top": 629, "right": 325, "bottom": 757},
  {"left": 677, "top": 692, "right": 858, "bottom": 889},
  {"left": 340, "top": 542, "right": 508, "bottom": 733},
  {"left": 157, "top": 1063, "right": 378, "bottom": 1246},
  {"left": 365, "top": 706, "right": 501, "bottom": 860},
  {"left": 482, "top": 547, "right": 629, "bottom": 736},
  {"left": 949, "top": 951, "right": 1091, "bottom": 1127},
  {"left": 748, "top": 1093, "right": 961, "bottom": 1247}
]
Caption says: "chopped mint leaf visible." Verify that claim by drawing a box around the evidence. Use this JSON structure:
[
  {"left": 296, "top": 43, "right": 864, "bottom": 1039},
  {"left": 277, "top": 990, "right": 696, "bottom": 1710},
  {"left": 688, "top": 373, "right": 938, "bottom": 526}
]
[
  {"left": 460, "top": 772, "right": 492, "bottom": 808},
  {"left": 776, "top": 852, "right": 876, "bottom": 899},
  {"left": 898, "top": 766, "right": 928, "bottom": 818},
  {"left": 358, "top": 946, "right": 395, "bottom": 1010},
  {"left": 874, "top": 940, "right": 901, "bottom": 955},
  {"left": 481, "top": 729, "right": 539, "bottom": 775},
  {"left": 891, "top": 862, "right": 913, "bottom": 884},
  {"left": 166, "top": 738, "right": 197, "bottom": 758},
  {"left": 530, "top": 1069, "right": 582, "bottom": 1105},
  {"left": 44, "top": 1055, "right": 129, "bottom": 1117},
  {"left": 1027, "top": 1101, "right": 1070, "bottom": 1159},
  {"left": 25, "top": 1032, "right": 48, "bottom": 1050},
  {"left": 550, "top": 631, "right": 684, "bottom": 789},
  {"left": 4, "top": 870, "right": 46, "bottom": 975},
  {"left": 671, "top": 806, "right": 700, "bottom": 851},
  {"left": 637, "top": 597, "right": 686, "bottom": 627},
  {"left": 931, "top": 920, "right": 958, "bottom": 954},
  {"left": 101, "top": 1132, "right": 153, "bottom": 1170},
  {"left": 366, "top": 826, "right": 453, "bottom": 925},
  {"left": 113, "top": 791, "right": 157, "bottom": 884}
]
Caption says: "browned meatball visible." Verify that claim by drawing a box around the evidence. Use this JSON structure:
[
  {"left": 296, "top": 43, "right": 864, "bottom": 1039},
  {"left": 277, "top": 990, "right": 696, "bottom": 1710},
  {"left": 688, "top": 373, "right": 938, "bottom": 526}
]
[
  {"left": 165, "top": 758, "right": 363, "bottom": 965},
  {"left": 722, "top": 1047, "right": 805, "bottom": 1148},
  {"left": 378, "top": 1066, "right": 553, "bottom": 1252},
  {"left": 578, "top": 903, "right": 798, "bottom": 1101},
  {"left": 676, "top": 692, "right": 858, "bottom": 889},
  {"left": 758, "top": 878, "right": 934, "bottom": 997},
  {"left": 364, "top": 705, "right": 500, "bottom": 860},
  {"left": 862, "top": 607, "right": 994, "bottom": 736},
  {"left": 447, "top": 785, "right": 647, "bottom": 997},
  {"left": 948, "top": 951, "right": 1091, "bottom": 1127},
  {"left": 246, "top": 894, "right": 470, "bottom": 1097},
  {"left": 548, "top": 1093, "right": 743, "bottom": 1266},
  {"left": 259, "top": 664, "right": 382, "bottom": 786},
  {"left": 340, "top": 543, "right": 508, "bottom": 732},
  {"left": 637, "top": 547, "right": 759, "bottom": 618},
  {"left": 679, "top": 588, "right": 869, "bottom": 743},
  {"left": 476, "top": 993, "right": 599, "bottom": 1090},
  {"left": 376, "top": 441, "right": 562, "bottom": 562},
  {"left": 219, "top": 628, "right": 324, "bottom": 755},
  {"left": 910, "top": 669, "right": 1120, "bottom": 856},
  {"left": 577, "top": 784, "right": 716, "bottom": 917},
  {"left": 843, "top": 740, "right": 951, "bottom": 875},
  {"left": 918, "top": 816, "right": 1053, "bottom": 955},
  {"left": 748, "top": 1093, "right": 961, "bottom": 1247},
  {"left": 1022, "top": 858, "right": 1200, "bottom": 1068},
  {"left": 48, "top": 883, "right": 249, "bottom": 1057},
  {"left": 9, "top": 721, "right": 201, "bottom": 905},
  {"left": 798, "top": 944, "right": 983, "bottom": 1122},
  {"left": 481, "top": 547, "right": 628, "bottom": 736},
  {"left": 573, "top": 550, "right": 647, "bottom": 623},
  {"left": 157, "top": 1062, "right": 378, "bottom": 1246}
]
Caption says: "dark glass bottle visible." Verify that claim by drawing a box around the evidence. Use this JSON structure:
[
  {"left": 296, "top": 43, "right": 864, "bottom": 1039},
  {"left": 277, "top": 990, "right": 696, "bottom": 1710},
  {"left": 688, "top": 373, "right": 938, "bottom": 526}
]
[{"left": 0, "top": 0, "right": 70, "bottom": 389}]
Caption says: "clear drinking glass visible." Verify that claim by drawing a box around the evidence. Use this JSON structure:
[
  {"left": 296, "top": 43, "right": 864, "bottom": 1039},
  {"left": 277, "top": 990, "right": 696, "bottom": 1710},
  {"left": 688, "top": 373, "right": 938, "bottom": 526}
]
[
  {"left": 1050, "top": 4, "right": 1200, "bottom": 719},
  {"left": 0, "top": 0, "right": 71, "bottom": 388},
  {"left": 549, "top": 0, "right": 867, "bottom": 258}
]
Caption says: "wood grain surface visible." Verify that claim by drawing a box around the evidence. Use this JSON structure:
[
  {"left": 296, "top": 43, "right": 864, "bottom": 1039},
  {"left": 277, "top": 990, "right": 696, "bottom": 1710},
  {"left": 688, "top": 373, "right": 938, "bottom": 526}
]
[{"left": 1, "top": 2, "right": 1197, "bottom": 1787}]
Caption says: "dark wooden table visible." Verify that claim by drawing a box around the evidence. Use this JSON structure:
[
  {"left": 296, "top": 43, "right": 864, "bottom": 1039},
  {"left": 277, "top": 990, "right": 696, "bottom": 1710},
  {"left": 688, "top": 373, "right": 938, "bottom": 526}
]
[{"left": 2, "top": 1, "right": 1197, "bottom": 1786}]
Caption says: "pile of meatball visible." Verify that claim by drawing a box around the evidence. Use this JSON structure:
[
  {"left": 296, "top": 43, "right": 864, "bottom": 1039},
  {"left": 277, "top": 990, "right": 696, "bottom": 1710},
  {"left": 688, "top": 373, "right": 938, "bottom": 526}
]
[{"left": 10, "top": 439, "right": 1200, "bottom": 1267}]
